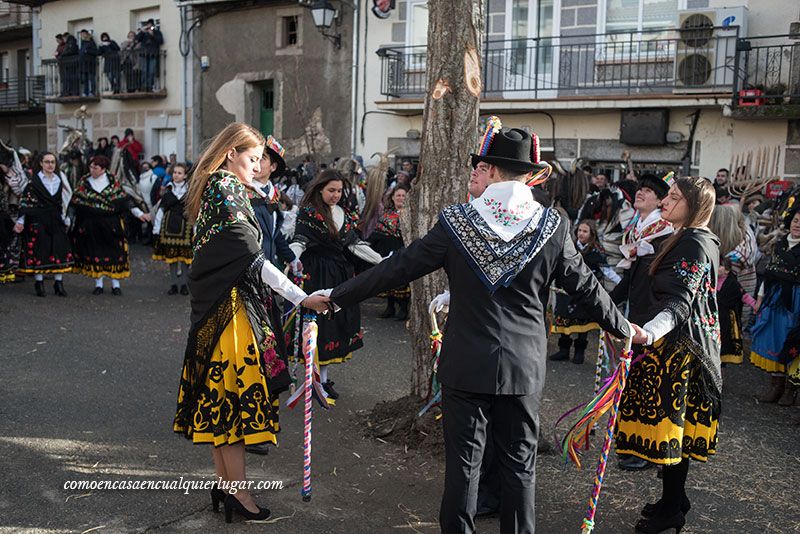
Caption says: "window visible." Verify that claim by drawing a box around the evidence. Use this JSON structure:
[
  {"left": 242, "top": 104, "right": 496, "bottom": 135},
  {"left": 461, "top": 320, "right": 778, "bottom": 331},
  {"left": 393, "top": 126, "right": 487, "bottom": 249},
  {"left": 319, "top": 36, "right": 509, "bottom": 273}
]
[
  {"left": 0, "top": 52, "right": 8, "bottom": 82},
  {"left": 406, "top": 0, "right": 428, "bottom": 47},
  {"left": 282, "top": 16, "right": 299, "bottom": 47},
  {"left": 604, "top": 0, "right": 680, "bottom": 35}
]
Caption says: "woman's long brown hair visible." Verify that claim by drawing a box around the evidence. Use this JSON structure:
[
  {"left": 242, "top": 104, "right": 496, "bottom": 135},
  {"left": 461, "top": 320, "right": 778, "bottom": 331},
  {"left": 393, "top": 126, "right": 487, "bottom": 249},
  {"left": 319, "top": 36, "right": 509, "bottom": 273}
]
[
  {"left": 300, "top": 169, "right": 346, "bottom": 238},
  {"left": 649, "top": 176, "right": 716, "bottom": 275},
  {"left": 184, "top": 122, "right": 265, "bottom": 222}
]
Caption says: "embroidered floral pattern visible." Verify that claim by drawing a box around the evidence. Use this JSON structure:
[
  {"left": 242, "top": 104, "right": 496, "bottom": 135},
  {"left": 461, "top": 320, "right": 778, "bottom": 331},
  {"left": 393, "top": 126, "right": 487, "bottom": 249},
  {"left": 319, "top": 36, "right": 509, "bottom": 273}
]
[
  {"left": 481, "top": 197, "right": 532, "bottom": 227},
  {"left": 374, "top": 209, "right": 401, "bottom": 238},
  {"left": 673, "top": 258, "right": 710, "bottom": 294},
  {"left": 71, "top": 174, "right": 129, "bottom": 213},
  {"left": 193, "top": 171, "right": 259, "bottom": 254},
  {"left": 439, "top": 202, "right": 560, "bottom": 292}
]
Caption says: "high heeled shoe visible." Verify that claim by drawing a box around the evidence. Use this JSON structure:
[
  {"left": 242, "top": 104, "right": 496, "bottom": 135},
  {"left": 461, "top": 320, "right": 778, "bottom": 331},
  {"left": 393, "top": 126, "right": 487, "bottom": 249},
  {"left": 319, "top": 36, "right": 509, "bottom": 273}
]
[
  {"left": 210, "top": 487, "right": 226, "bottom": 513},
  {"left": 635, "top": 511, "right": 685, "bottom": 533},
  {"left": 224, "top": 493, "right": 271, "bottom": 523},
  {"left": 641, "top": 495, "right": 691, "bottom": 518}
]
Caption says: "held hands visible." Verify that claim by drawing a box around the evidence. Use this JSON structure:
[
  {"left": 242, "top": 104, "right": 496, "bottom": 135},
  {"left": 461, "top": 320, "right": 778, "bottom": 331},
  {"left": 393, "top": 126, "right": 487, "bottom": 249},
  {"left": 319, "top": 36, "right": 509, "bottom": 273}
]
[
  {"left": 139, "top": 213, "right": 151, "bottom": 222},
  {"left": 13, "top": 223, "right": 23, "bottom": 233},
  {"left": 630, "top": 322, "right": 648, "bottom": 345},
  {"left": 301, "top": 294, "right": 330, "bottom": 314},
  {"left": 428, "top": 290, "right": 450, "bottom": 315},
  {"left": 290, "top": 259, "right": 303, "bottom": 275}
]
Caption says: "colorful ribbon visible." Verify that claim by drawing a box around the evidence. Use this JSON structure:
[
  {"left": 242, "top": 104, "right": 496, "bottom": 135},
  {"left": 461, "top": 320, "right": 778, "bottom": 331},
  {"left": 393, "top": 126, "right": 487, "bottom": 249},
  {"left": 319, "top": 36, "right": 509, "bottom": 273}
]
[{"left": 418, "top": 311, "right": 443, "bottom": 417}]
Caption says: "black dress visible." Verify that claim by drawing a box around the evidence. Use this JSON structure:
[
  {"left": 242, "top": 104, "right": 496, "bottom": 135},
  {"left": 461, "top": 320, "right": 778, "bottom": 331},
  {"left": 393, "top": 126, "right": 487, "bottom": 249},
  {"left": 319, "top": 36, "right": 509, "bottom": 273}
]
[
  {"left": 292, "top": 205, "right": 364, "bottom": 365},
  {"left": 70, "top": 174, "right": 134, "bottom": 279},
  {"left": 17, "top": 174, "right": 73, "bottom": 274},
  {"left": 717, "top": 273, "right": 747, "bottom": 365},
  {"left": 551, "top": 243, "right": 607, "bottom": 334},
  {"left": 0, "top": 183, "right": 17, "bottom": 283},
  {"left": 152, "top": 185, "right": 193, "bottom": 264},
  {"left": 368, "top": 208, "right": 410, "bottom": 299}
]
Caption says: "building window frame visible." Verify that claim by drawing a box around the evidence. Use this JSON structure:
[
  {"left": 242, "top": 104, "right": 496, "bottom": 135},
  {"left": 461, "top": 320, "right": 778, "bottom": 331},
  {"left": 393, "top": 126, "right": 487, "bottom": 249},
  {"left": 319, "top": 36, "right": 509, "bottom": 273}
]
[{"left": 275, "top": 7, "right": 304, "bottom": 55}]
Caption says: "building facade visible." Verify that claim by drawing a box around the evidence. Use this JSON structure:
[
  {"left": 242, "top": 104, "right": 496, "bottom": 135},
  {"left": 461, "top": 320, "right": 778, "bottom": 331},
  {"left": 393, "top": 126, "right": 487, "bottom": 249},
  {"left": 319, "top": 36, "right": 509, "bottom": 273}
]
[
  {"left": 0, "top": 1, "right": 45, "bottom": 150},
  {"left": 358, "top": 0, "right": 800, "bottom": 181},
  {"left": 183, "top": 0, "right": 355, "bottom": 166},
  {"left": 9, "top": 0, "right": 192, "bottom": 162}
]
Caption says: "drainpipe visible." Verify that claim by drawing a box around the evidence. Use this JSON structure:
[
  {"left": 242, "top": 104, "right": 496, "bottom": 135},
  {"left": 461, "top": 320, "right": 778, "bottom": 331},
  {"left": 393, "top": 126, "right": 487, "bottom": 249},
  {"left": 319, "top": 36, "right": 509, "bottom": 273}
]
[
  {"left": 180, "top": 5, "right": 189, "bottom": 161},
  {"left": 350, "top": 2, "right": 360, "bottom": 156}
]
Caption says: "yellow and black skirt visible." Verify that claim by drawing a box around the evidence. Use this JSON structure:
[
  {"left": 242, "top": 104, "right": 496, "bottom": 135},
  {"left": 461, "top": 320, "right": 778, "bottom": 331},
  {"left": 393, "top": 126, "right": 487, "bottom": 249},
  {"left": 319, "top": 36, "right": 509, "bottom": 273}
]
[
  {"left": 720, "top": 310, "right": 744, "bottom": 365},
  {"left": 616, "top": 346, "right": 719, "bottom": 465},
  {"left": 173, "top": 302, "right": 279, "bottom": 447}
]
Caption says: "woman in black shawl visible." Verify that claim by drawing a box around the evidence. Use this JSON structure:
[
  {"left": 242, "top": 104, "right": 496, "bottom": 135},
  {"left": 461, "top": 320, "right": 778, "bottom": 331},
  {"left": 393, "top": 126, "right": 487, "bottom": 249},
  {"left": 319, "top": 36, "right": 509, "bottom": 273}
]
[
  {"left": 624, "top": 177, "right": 720, "bottom": 534},
  {"left": 173, "top": 123, "right": 328, "bottom": 523}
]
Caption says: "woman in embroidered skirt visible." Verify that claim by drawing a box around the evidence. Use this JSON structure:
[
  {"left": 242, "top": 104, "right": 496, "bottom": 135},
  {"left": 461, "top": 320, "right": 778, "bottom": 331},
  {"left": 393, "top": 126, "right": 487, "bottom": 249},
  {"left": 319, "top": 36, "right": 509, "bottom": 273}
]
[
  {"left": 152, "top": 162, "right": 193, "bottom": 295},
  {"left": 290, "top": 169, "right": 384, "bottom": 401},
  {"left": 369, "top": 184, "right": 410, "bottom": 320},
  {"left": 173, "top": 123, "right": 328, "bottom": 523},
  {"left": 623, "top": 177, "right": 720, "bottom": 534},
  {"left": 14, "top": 152, "right": 74, "bottom": 297},
  {"left": 717, "top": 256, "right": 758, "bottom": 365},
  {"left": 749, "top": 208, "right": 800, "bottom": 406},
  {"left": 550, "top": 219, "right": 620, "bottom": 364},
  {"left": 69, "top": 155, "right": 150, "bottom": 295}
]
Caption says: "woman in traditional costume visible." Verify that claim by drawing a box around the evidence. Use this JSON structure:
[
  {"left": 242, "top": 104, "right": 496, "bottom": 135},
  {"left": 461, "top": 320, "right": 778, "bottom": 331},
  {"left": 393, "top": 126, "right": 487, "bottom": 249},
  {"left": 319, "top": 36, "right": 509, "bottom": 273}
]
[
  {"left": 172, "top": 123, "right": 328, "bottom": 523},
  {"left": 622, "top": 176, "right": 720, "bottom": 534},
  {"left": 369, "top": 184, "right": 410, "bottom": 320},
  {"left": 69, "top": 155, "right": 149, "bottom": 295},
  {"left": 152, "top": 162, "right": 193, "bottom": 295},
  {"left": 717, "top": 256, "right": 758, "bottom": 365},
  {"left": 289, "top": 169, "right": 383, "bottom": 400},
  {"left": 749, "top": 208, "right": 800, "bottom": 406},
  {"left": 550, "top": 219, "right": 620, "bottom": 364},
  {"left": 14, "top": 152, "right": 74, "bottom": 296}
]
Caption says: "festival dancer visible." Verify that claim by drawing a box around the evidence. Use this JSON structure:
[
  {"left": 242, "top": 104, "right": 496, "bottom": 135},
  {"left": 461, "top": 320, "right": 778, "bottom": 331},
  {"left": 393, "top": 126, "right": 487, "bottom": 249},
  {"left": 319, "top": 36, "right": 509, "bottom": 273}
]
[
  {"left": 151, "top": 162, "right": 193, "bottom": 295},
  {"left": 550, "top": 219, "right": 621, "bottom": 364},
  {"left": 14, "top": 152, "right": 74, "bottom": 296},
  {"left": 717, "top": 256, "right": 759, "bottom": 365},
  {"left": 69, "top": 155, "right": 149, "bottom": 295},
  {"left": 328, "top": 126, "right": 632, "bottom": 533},
  {"left": 369, "top": 184, "right": 410, "bottom": 320},
  {"left": 749, "top": 207, "right": 800, "bottom": 406},
  {"left": 289, "top": 169, "right": 384, "bottom": 400},
  {"left": 172, "top": 122, "right": 328, "bottom": 523},
  {"left": 619, "top": 176, "right": 720, "bottom": 534}
]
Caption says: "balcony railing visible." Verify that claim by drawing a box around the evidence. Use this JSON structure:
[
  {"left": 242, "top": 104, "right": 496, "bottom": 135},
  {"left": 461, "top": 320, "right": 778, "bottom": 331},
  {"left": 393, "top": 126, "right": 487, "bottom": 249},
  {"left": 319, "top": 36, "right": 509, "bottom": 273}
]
[
  {"left": 379, "top": 27, "right": 741, "bottom": 99},
  {"left": 732, "top": 34, "right": 800, "bottom": 116},
  {"left": 0, "top": 76, "right": 44, "bottom": 112},
  {"left": 42, "top": 50, "right": 167, "bottom": 102}
]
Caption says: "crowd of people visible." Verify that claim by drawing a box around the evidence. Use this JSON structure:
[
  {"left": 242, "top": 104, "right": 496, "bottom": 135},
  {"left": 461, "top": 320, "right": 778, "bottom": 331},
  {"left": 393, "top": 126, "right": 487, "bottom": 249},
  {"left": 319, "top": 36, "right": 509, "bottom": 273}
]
[
  {"left": 2, "top": 116, "right": 799, "bottom": 533},
  {"left": 54, "top": 18, "right": 164, "bottom": 97}
]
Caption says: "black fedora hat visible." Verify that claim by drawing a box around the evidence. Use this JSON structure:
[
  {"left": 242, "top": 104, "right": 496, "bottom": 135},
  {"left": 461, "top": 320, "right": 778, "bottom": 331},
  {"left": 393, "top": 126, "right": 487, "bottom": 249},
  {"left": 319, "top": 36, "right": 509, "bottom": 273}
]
[
  {"left": 471, "top": 128, "right": 549, "bottom": 174},
  {"left": 264, "top": 135, "right": 287, "bottom": 179},
  {"left": 639, "top": 172, "right": 670, "bottom": 199}
]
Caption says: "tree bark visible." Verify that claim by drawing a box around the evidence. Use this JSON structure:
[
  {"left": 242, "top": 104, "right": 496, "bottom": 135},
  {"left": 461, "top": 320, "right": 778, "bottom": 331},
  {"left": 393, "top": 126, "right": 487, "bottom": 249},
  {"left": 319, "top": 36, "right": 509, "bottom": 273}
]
[{"left": 401, "top": 0, "right": 484, "bottom": 398}]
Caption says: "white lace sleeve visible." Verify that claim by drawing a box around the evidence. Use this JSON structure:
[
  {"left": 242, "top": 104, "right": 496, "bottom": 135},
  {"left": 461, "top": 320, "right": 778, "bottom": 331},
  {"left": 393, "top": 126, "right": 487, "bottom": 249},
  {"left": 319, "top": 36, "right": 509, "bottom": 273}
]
[
  {"left": 643, "top": 310, "right": 677, "bottom": 345},
  {"left": 260, "top": 260, "right": 308, "bottom": 307},
  {"left": 349, "top": 241, "right": 383, "bottom": 265}
]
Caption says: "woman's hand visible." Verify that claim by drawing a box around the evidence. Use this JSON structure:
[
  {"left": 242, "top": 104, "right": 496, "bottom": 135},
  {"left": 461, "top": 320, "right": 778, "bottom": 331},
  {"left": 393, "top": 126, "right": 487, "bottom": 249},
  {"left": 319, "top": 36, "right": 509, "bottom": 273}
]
[
  {"left": 630, "top": 322, "right": 648, "bottom": 345},
  {"left": 13, "top": 223, "right": 23, "bottom": 233},
  {"left": 302, "top": 294, "right": 330, "bottom": 313}
]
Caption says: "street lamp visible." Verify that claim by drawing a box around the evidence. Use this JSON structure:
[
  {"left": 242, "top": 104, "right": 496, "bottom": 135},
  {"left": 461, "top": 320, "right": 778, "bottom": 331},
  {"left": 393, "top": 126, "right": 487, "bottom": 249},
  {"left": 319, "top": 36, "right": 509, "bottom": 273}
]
[{"left": 309, "top": 0, "right": 341, "bottom": 49}]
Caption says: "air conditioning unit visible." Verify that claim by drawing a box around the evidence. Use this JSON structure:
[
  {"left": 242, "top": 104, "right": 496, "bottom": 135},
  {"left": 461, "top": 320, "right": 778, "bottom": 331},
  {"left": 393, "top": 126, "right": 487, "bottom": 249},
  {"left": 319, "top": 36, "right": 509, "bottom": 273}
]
[{"left": 674, "top": 7, "right": 748, "bottom": 92}]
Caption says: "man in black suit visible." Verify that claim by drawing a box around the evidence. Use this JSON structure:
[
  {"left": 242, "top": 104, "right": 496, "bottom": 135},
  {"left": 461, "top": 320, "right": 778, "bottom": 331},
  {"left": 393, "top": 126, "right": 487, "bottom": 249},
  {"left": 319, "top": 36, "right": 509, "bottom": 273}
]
[{"left": 329, "top": 126, "right": 634, "bottom": 533}]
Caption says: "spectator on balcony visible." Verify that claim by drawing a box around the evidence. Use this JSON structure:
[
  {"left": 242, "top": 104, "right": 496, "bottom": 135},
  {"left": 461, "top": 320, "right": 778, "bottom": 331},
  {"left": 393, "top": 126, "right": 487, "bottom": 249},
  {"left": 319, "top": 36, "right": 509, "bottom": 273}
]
[
  {"left": 78, "top": 29, "right": 99, "bottom": 97},
  {"left": 60, "top": 32, "right": 80, "bottom": 96},
  {"left": 136, "top": 19, "right": 163, "bottom": 92},
  {"left": 110, "top": 135, "right": 120, "bottom": 148},
  {"left": 120, "top": 31, "right": 139, "bottom": 93},
  {"left": 99, "top": 32, "right": 121, "bottom": 94},
  {"left": 55, "top": 33, "right": 66, "bottom": 58},
  {"left": 118, "top": 129, "right": 143, "bottom": 169}
]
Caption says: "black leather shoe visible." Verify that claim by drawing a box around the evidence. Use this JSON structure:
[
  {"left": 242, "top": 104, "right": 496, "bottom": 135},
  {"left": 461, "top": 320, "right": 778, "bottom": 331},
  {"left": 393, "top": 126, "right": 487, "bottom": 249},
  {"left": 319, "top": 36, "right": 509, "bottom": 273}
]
[
  {"left": 92, "top": 286, "right": 104, "bottom": 295},
  {"left": 180, "top": 285, "right": 189, "bottom": 295},
  {"left": 475, "top": 502, "right": 500, "bottom": 518},
  {"left": 549, "top": 348, "right": 570, "bottom": 361},
  {"left": 618, "top": 455, "right": 654, "bottom": 471},
  {"left": 245, "top": 443, "right": 271, "bottom": 455},
  {"left": 211, "top": 487, "right": 226, "bottom": 513},
  {"left": 34, "top": 281, "right": 46, "bottom": 297},
  {"left": 378, "top": 299, "right": 396, "bottom": 319},
  {"left": 322, "top": 380, "right": 339, "bottom": 400},
  {"left": 111, "top": 287, "right": 122, "bottom": 296},
  {"left": 224, "top": 494, "right": 271, "bottom": 523},
  {"left": 641, "top": 495, "right": 691, "bottom": 518},
  {"left": 53, "top": 280, "right": 67, "bottom": 297},
  {"left": 635, "top": 511, "right": 685, "bottom": 533},
  {"left": 572, "top": 348, "right": 586, "bottom": 364},
  {"left": 167, "top": 285, "right": 178, "bottom": 295}
]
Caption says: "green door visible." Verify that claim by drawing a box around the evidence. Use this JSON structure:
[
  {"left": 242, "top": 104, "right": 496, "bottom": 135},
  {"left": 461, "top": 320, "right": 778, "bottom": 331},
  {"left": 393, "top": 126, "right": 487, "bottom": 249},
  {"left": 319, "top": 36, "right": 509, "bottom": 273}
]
[{"left": 259, "top": 81, "right": 274, "bottom": 137}]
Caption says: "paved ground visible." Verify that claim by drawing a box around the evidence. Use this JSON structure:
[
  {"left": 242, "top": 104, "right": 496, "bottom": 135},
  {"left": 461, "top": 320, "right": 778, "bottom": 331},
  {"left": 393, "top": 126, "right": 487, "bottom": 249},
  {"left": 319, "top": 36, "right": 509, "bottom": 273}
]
[{"left": 1, "top": 245, "right": 799, "bottom": 533}]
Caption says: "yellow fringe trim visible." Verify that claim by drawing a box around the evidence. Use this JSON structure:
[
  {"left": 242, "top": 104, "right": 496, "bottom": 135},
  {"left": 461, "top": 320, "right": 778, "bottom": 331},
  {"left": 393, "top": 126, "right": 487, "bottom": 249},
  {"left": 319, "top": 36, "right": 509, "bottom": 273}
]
[
  {"left": 550, "top": 322, "right": 600, "bottom": 335},
  {"left": 17, "top": 266, "right": 74, "bottom": 274},
  {"left": 152, "top": 254, "right": 193, "bottom": 264},
  {"left": 0, "top": 272, "right": 15, "bottom": 283},
  {"left": 720, "top": 353, "right": 744, "bottom": 365},
  {"left": 750, "top": 351, "right": 786, "bottom": 374}
]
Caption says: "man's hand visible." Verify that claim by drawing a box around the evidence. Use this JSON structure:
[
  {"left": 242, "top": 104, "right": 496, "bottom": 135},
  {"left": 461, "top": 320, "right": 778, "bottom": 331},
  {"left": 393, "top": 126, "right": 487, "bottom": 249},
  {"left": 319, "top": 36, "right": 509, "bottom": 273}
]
[
  {"left": 631, "top": 322, "right": 648, "bottom": 345},
  {"left": 290, "top": 259, "right": 303, "bottom": 275},
  {"left": 302, "top": 294, "right": 330, "bottom": 313},
  {"left": 13, "top": 223, "right": 23, "bottom": 233},
  {"left": 139, "top": 213, "right": 151, "bottom": 222},
  {"left": 428, "top": 290, "right": 450, "bottom": 315}
]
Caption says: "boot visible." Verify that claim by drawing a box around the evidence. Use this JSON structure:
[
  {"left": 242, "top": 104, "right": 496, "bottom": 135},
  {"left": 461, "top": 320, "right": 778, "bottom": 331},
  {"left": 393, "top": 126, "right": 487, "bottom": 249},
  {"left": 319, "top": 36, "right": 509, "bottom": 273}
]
[
  {"left": 549, "top": 335, "right": 572, "bottom": 361},
  {"left": 394, "top": 298, "right": 409, "bottom": 321},
  {"left": 53, "top": 280, "right": 67, "bottom": 297},
  {"left": 572, "top": 334, "right": 588, "bottom": 364},
  {"left": 34, "top": 281, "right": 46, "bottom": 297},
  {"left": 778, "top": 382, "right": 797, "bottom": 406},
  {"left": 379, "top": 297, "right": 396, "bottom": 319},
  {"left": 758, "top": 375, "right": 786, "bottom": 403}
]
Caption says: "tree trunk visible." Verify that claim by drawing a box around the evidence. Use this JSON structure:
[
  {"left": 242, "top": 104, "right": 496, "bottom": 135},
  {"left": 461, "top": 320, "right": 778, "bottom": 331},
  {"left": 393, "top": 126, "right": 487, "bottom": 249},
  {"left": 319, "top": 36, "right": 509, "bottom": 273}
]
[{"left": 401, "top": 0, "right": 484, "bottom": 398}]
